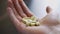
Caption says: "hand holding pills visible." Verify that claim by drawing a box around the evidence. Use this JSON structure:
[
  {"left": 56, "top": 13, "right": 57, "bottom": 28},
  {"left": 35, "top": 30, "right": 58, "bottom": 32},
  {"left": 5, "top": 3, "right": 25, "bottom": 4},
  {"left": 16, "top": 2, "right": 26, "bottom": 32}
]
[{"left": 7, "top": 0, "right": 60, "bottom": 34}]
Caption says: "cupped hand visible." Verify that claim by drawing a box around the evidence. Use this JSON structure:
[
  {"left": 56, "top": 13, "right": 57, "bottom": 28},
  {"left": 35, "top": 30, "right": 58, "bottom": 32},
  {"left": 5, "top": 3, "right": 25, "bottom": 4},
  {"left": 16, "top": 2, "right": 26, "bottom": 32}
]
[{"left": 7, "top": 0, "right": 60, "bottom": 34}]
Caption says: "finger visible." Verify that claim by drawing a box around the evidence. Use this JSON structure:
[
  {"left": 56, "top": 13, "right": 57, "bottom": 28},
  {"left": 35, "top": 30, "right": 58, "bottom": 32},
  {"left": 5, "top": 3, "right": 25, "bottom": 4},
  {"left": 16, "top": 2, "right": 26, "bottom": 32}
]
[
  {"left": 46, "top": 6, "right": 52, "bottom": 14},
  {"left": 12, "top": 0, "right": 27, "bottom": 17},
  {"left": 7, "top": 7, "right": 26, "bottom": 30},
  {"left": 8, "top": 0, "right": 19, "bottom": 17},
  {"left": 18, "top": 0, "right": 34, "bottom": 17},
  {"left": 8, "top": 0, "right": 22, "bottom": 21},
  {"left": 8, "top": 0, "right": 12, "bottom": 7}
]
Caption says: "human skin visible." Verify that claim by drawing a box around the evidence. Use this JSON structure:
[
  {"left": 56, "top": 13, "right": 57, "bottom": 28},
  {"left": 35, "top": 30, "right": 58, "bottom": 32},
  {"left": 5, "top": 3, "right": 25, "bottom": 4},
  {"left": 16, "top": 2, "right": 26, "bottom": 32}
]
[{"left": 7, "top": 0, "right": 60, "bottom": 34}]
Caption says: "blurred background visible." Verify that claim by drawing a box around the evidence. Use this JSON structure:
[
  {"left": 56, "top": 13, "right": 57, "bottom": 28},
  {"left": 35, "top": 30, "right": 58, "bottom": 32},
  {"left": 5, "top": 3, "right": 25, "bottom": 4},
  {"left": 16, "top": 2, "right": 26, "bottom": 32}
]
[{"left": 0, "top": 0, "right": 60, "bottom": 34}]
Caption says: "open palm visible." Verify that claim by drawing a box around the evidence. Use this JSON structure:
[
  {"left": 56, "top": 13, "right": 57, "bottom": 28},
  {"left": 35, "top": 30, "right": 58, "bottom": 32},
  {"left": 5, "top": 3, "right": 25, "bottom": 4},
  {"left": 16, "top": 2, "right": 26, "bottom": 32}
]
[{"left": 7, "top": 0, "right": 60, "bottom": 34}]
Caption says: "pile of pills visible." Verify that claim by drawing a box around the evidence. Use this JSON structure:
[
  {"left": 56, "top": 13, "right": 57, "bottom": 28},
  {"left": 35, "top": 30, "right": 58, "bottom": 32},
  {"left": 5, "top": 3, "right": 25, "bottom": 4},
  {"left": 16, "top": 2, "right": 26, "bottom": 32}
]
[{"left": 22, "top": 16, "right": 40, "bottom": 26}]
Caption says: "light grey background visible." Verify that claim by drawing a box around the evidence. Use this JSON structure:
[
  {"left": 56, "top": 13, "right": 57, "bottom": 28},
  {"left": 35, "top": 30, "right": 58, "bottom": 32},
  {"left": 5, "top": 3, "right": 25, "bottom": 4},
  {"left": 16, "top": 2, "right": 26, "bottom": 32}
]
[{"left": 28, "top": 0, "right": 60, "bottom": 19}]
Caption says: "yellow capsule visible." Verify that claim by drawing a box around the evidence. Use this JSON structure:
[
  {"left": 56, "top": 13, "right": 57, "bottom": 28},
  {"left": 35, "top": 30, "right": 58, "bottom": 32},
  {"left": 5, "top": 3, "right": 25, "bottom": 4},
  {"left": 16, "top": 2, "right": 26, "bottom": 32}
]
[
  {"left": 31, "top": 16, "right": 36, "bottom": 20},
  {"left": 30, "top": 23, "right": 36, "bottom": 26},
  {"left": 22, "top": 18, "right": 28, "bottom": 24},
  {"left": 27, "top": 19, "right": 32, "bottom": 23},
  {"left": 32, "top": 20, "right": 36, "bottom": 23},
  {"left": 35, "top": 22, "right": 40, "bottom": 26},
  {"left": 26, "top": 22, "right": 31, "bottom": 26}
]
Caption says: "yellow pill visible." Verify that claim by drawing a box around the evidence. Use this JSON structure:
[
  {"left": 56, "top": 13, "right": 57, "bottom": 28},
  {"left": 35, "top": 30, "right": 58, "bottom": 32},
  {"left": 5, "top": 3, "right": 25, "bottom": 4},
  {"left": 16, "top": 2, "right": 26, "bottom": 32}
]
[
  {"left": 32, "top": 20, "right": 36, "bottom": 23},
  {"left": 31, "top": 16, "right": 36, "bottom": 20},
  {"left": 22, "top": 18, "right": 28, "bottom": 24},
  {"left": 35, "top": 22, "right": 40, "bottom": 26},
  {"left": 26, "top": 22, "right": 31, "bottom": 26},
  {"left": 30, "top": 23, "right": 36, "bottom": 26}
]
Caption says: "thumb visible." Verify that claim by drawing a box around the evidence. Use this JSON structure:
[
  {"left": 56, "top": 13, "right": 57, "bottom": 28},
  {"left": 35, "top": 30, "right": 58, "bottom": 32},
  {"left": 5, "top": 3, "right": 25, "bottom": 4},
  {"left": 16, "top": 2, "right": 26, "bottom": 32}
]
[{"left": 46, "top": 6, "right": 52, "bottom": 14}]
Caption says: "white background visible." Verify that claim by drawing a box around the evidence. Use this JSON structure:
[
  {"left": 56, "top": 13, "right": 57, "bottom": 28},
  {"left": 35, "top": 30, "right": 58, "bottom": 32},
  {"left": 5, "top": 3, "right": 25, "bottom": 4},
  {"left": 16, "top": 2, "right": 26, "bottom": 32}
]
[{"left": 28, "top": 0, "right": 60, "bottom": 19}]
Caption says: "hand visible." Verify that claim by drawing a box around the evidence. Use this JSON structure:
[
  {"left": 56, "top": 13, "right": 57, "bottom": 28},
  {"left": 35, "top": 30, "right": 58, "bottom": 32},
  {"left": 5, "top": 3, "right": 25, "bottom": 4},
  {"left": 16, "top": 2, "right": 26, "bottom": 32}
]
[{"left": 7, "top": 0, "right": 60, "bottom": 34}]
